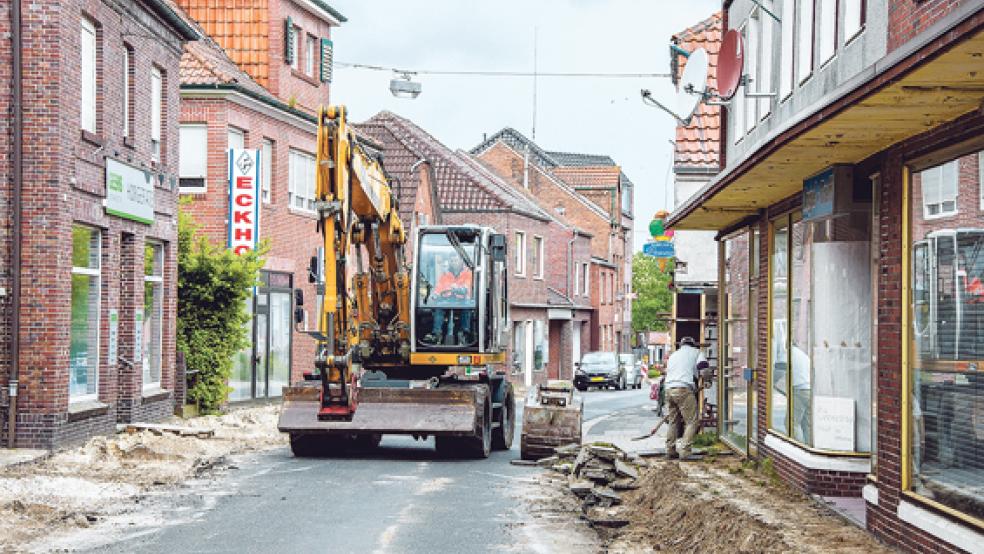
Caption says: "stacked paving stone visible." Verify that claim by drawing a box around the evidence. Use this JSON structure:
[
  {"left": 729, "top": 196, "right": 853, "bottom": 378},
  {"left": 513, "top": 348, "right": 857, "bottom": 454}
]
[{"left": 538, "top": 442, "right": 641, "bottom": 527}]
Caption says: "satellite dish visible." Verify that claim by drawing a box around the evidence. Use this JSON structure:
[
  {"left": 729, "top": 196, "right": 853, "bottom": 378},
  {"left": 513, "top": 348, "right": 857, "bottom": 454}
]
[
  {"left": 717, "top": 29, "right": 744, "bottom": 101},
  {"left": 675, "top": 47, "right": 708, "bottom": 123}
]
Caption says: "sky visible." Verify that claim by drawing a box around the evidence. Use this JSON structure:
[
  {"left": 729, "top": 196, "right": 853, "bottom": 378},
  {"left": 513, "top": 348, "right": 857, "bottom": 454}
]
[{"left": 329, "top": 0, "right": 721, "bottom": 252}]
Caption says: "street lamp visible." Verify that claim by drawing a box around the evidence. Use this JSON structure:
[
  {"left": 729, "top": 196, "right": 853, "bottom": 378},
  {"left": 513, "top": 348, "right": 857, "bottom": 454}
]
[{"left": 389, "top": 72, "right": 422, "bottom": 99}]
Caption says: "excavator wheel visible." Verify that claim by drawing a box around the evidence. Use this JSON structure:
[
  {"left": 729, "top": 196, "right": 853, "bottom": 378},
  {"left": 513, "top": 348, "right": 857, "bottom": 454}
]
[{"left": 492, "top": 387, "right": 515, "bottom": 451}]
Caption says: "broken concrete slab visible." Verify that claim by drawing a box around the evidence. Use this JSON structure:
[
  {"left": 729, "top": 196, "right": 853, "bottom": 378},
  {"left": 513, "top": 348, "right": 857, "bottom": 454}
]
[{"left": 614, "top": 459, "right": 639, "bottom": 480}]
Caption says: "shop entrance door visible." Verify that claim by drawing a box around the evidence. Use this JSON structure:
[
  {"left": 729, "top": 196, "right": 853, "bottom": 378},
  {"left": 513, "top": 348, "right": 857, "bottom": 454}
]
[{"left": 230, "top": 272, "right": 293, "bottom": 401}]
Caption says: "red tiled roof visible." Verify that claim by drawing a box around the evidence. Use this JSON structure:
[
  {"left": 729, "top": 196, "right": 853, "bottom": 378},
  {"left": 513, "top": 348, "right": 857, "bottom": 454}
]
[
  {"left": 355, "top": 121, "right": 429, "bottom": 224},
  {"left": 361, "top": 112, "right": 552, "bottom": 222},
  {"left": 550, "top": 166, "right": 621, "bottom": 188},
  {"left": 672, "top": 12, "right": 722, "bottom": 170},
  {"left": 173, "top": 0, "right": 272, "bottom": 86}
]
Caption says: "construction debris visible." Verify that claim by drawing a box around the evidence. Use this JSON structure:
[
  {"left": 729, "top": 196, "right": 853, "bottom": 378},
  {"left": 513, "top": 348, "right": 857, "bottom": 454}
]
[
  {"left": 116, "top": 423, "right": 214, "bottom": 439},
  {"left": 538, "top": 441, "right": 643, "bottom": 517}
]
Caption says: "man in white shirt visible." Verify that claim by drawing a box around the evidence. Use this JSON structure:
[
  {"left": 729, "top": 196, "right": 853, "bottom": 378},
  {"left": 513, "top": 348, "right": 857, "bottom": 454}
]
[{"left": 663, "top": 336, "right": 709, "bottom": 459}]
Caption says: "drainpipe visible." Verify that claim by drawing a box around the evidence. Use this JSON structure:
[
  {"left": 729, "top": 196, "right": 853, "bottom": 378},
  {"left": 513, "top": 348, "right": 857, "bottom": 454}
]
[{"left": 9, "top": 0, "right": 23, "bottom": 448}]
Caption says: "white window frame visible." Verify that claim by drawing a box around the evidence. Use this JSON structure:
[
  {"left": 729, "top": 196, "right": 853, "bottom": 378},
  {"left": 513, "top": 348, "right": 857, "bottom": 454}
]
[
  {"left": 81, "top": 17, "right": 97, "bottom": 134},
  {"left": 583, "top": 263, "right": 590, "bottom": 296},
  {"left": 291, "top": 26, "right": 300, "bottom": 71},
  {"left": 151, "top": 67, "right": 162, "bottom": 163},
  {"left": 573, "top": 262, "right": 580, "bottom": 296},
  {"left": 817, "top": 0, "right": 837, "bottom": 67},
  {"left": 70, "top": 225, "right": 101, "bottom": 403},
  {"left": 920, "top": 160, "right": 959, "bottom": 219},
  {"left": 533, "top": 236, "right": 544, "bottom": 279},
  {"left": 305, "top": 34, "right": 316, "bottom": 77},
  {"left": 844, "top": 0, "right": 865, "bottom": 43},
  {"left": 797, "top": 0, "right": 814, "bottom": 84},
  {"left": 780, "top": 0, "right": 795, "bottom": 100},
  {"left": 143, "top": 241, "right": 164, "bottom": 391},
  {"left": 261, "top": 138, "right": 274, "bottom": 203},
  {"left": 179, "top": 124, "right": 208, "bottom": 193},
  {"left": 288, "top": 148, "right": 317, "bottom": 213},
  {"left": 759, "top": 2, "right": 774, "bottom": 120},
  {"left": 515, "top": 231, "right": 527, "bottom": 276},
  {"left": 123, "top": 46, "right": 132, "bottom": 138},
  {"left": 733, "top": 23, "right": 747, "bottom": 143}
]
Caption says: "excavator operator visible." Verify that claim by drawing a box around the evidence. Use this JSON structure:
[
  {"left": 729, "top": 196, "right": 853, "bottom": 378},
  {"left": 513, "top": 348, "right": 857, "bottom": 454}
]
[{"left": 426, "top": 255, "right": 475, "bottom": 345}]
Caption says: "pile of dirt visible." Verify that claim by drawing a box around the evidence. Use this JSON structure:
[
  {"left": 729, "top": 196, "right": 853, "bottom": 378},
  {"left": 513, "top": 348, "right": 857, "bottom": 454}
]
[
  {"left": 0, "top": 404, "right": 287, "bottom": 549},
  {"left": 560, "top": 455, "right": 897, "bottom": 554}
]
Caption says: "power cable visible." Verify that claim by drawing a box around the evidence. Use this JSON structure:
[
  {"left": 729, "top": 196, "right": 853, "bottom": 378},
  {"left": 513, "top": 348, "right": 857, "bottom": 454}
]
[{"left": 337, "top": 61, "right": 671, "bottom": 79}]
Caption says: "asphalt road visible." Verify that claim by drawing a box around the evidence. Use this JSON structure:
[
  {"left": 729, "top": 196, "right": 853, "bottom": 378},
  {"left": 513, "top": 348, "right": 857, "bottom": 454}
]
[{"left": 86, "top": 387, "right": 650, "bottom": 554}]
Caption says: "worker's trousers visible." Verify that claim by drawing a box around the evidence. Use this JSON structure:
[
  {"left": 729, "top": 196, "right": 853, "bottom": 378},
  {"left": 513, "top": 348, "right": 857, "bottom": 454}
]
[{"left": 665, "top": 387, "right": 698, "bottom": 456}]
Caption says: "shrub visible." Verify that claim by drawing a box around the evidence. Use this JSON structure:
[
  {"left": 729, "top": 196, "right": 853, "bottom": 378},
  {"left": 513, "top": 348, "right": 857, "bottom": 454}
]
[
  {"left": 177, "top": 205, "right": 265, "bottom": 414},
  {"left": 647, "top": 368, "right": 661, "bottom": 378}
]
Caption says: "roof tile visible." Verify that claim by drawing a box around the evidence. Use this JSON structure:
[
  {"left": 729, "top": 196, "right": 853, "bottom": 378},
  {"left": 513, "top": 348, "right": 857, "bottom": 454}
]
[{"left": 672, "top": 11, "right": 723, "bottom": 171}]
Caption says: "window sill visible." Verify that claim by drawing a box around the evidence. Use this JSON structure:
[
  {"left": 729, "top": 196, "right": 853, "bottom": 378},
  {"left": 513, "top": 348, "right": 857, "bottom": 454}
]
[
  {"left": 81, "top": 130, "right": 104, "bottom": 147},
  {"left": 142, "top": 387, "right": 171, "bottom": 402},
  {"left": 179, "top": 187, "right": 208, "bottom": 195},
  {"left": 291, "top": 69, "right": 321, "bottom": 87},
  {"left": 288, "top": 207, "right": 319, "bottom": 219},
  {"left": 67, "top": 400, "right": 110, "bottom": 422}
]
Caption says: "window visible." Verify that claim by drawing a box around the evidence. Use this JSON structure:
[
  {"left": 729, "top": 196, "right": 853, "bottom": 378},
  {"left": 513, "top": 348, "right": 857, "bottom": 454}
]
[
  {"left": 534, "top": 320, "right": 547, "bottom": 370},
  {"left": 515, "top": 231, "right": 527, "bottom": 276},
  {"left": 71, "top": 225, "right": 101, "bottom": 401},
  {"left": 123, "top": 45, "right": 133, "bottom": 138},
  {"left": 818, "top": 0, "right": 836, "bottom": 65},
  {"left": 143, "top": 242, "right": 164, "bottom": 389},
  {"left": 288, "top": 149, "right": 316, "bottom": 212},
  {"left": 533, "top": 236, "right": 544, "bottom": 278},
  {"left": 228, "top": 127, "right": 245, "bottom": 151},
  {"left": 261, "top": 139, "right": 273, "bottom": 203},
  {"left": 583, "top": 263, "right": 590, "bottom": 296},
  {"left": 305, "top": 34, "right": 316, "bottom": 77},
  {"left": 844, "top": 0, "right": 865, "bottom": 41},
  {"left": 574, "top": 262, "right": 580, "bottom": 296},
  {"left": 179, "top": 124, "right": 207, "bottom": 193},
  {"left": 908, "top": 148, "right": 984, "bottom": 522},
  {"left": 797, "top": 0, "right": 814, "bottom": 83},
  {"left": 151, "top": 67, "right": 162, "bottom": 162},
  {"left": 81, "top": 17, "right": 97, "bottom": 134},
  {"left": 780, "top": 0, "right": 795, "bottom": 99},
  {"left": 770, "top": 217, "right": 789, "bottom": 434},
  {"left": 291, "top": 26, "right": 300, "bottom": 70},
  {"left": 759, "top": 2, "right": 774, "bottom": 119},
  {"left": 920, "top": 159, "right": 958, "bottom": 218},
  {"left": 745, "top": 15, "right": 759, "bottom": 133}
]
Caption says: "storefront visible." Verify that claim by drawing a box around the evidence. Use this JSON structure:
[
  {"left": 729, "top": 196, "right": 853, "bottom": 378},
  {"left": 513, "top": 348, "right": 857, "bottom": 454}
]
[{"left": 230, "top": 271, "right": 294, "bottom": 401}]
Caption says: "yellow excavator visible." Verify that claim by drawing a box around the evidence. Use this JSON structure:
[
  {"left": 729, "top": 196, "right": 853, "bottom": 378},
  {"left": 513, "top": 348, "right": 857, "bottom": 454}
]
[{"left": 278, "top": 106, "right": 516, "bottom": 458}]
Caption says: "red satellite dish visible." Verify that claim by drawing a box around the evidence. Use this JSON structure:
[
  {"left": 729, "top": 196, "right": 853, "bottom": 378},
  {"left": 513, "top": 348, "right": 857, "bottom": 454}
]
[{"left": 717, "top": 29, "right": 744, "bottom": 101}]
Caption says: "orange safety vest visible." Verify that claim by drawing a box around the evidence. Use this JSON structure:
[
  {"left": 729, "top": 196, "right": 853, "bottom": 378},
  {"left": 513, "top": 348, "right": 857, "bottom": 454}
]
[
  {"left": 435, "top": 269, "right": 473, "bottom": 298},
  {"left": 967, "top": 276, "right": 984, "bottom": 304}
]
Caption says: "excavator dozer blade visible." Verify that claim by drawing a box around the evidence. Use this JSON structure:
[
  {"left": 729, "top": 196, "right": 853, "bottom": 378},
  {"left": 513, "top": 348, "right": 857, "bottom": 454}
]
[
  {"left": 278, "top": 382, "right": 482, "bottom": 438},
  {"left": 520, "top": 396, "right": 583, "bottom": 461}
]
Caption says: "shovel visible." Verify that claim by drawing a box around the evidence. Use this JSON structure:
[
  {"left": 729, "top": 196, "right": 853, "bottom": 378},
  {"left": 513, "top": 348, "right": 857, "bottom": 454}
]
[{"left": 631, "top": 413, "right": 670, "bottom": 441}]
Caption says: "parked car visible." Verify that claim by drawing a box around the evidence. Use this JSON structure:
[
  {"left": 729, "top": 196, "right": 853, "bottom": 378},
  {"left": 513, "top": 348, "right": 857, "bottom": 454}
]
[
  {"left": 574, "top": 351, "right": 624, "bottom": 391},
  {"left": 620, "top": 354, "right": 643, "bottom": 389}
]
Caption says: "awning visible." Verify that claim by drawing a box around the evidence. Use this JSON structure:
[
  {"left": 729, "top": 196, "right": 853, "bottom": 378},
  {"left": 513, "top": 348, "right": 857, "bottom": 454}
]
[{"left": 670, "top": 9, "right": 984, "bottom": 231}]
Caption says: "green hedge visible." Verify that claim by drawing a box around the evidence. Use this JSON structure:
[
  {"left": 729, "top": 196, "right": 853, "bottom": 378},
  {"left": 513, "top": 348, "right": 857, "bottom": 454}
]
[{"left": 177, "top": 204, "right": 265, "bottom": 414}]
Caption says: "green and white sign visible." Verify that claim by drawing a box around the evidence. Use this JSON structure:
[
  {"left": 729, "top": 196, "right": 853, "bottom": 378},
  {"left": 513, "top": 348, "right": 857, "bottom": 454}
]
[
  {"left": 108, "top": 309, "right": 119, "bottom": 364},
  {"left": 105, "top": 158, "right": 155, "bottom": 224}
]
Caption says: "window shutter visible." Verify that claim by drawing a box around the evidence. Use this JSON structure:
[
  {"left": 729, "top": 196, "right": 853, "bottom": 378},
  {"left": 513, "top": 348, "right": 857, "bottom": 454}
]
[
  {"left": 284, "top": 17, "right": 295, "bottom": 65},
  {"left": 320, "top": 38, "right": 333, "bottom": 83}
]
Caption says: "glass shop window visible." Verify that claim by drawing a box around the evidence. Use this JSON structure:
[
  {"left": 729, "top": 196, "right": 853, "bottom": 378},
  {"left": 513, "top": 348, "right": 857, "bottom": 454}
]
[{"left": 71, "top": 225, "right": 102, "bottom": 401}]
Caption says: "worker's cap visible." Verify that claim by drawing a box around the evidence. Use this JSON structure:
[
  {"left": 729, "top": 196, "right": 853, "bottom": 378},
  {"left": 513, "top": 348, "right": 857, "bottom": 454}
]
[{"left": 679, "top": 336, "right": 696, "bottom": 347}]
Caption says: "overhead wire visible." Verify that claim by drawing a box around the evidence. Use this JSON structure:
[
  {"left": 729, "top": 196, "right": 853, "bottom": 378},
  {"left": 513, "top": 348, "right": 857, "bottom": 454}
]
[{"left": 337, "top": 61, "right": 671, "bottom": 79}]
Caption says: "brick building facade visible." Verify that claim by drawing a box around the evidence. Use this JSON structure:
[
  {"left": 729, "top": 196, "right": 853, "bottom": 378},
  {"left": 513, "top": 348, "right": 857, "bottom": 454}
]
[
  {"left": 0, "top": 0, "right": 197, "bottom": 448},
  {"left": 361, "top": 112, "right": 594, "bottom": 388},
  {"left": 471, "top": 129, "right": 634, "bottom": 356},
  {"left": 672, "top": 2, "right": 984, "bottom": 551},
  {"left": 175, "top": 2, "right": 348, "bottom": 400}
]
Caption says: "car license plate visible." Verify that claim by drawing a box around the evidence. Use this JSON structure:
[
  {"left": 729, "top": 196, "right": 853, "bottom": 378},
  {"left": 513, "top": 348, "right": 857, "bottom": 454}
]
[{"left": 590, "top": 377, "right": 605, "bottom": 382}]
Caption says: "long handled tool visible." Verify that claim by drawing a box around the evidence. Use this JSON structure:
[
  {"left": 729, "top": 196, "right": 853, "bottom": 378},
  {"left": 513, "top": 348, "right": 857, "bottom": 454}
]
[{"left": 631, "top": 413, "right": 670, "bottom": 441}]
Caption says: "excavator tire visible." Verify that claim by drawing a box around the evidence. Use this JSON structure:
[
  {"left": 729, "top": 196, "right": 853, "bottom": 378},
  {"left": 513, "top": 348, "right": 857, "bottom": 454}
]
[{"left": 491, "top": 387, "right": 515, "bottom": 451}]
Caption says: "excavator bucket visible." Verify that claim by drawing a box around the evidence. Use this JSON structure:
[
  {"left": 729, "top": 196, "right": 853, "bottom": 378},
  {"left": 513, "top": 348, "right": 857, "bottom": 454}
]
[
  {"left": 520, "top": 380, "right": 583, "bottom": 461},
  {"left": 278, "top": 382, "right": 485, "bottom": 445}
]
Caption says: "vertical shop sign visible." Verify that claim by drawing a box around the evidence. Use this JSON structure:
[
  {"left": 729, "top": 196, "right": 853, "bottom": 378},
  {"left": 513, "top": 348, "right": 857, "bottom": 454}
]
[{"left": 228, "top": 149, "right": 261, "bottom": 255}]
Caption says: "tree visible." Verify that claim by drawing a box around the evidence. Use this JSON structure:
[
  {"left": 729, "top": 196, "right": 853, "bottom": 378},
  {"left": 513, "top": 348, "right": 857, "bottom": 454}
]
[
  {"left": 177, "top": 204, "right": 266, "bottom": 413},
  {"left": 632, "top": 252, "right": 673, "bottom": 335}
]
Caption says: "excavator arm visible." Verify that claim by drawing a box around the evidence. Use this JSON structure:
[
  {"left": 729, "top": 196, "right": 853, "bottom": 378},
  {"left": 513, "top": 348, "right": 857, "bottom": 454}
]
[{"left": 314, "top": 105, "right": 410, "bottom": 420}]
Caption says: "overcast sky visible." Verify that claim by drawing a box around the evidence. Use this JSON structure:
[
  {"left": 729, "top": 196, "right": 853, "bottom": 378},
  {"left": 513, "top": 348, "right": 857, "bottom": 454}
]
[{"left": 330, "top": 0, "right": 721, "bottom": 252}]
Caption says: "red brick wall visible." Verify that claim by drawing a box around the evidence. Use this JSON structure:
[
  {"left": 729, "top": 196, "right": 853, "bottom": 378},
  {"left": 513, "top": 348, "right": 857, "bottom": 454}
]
[
  {"left": 888, "top": 0, "right": 970, "bottom": 52},
  {"left": 1, "top": 0, "right": 187, "bottom": 448},
  {"left": 268, "top": 0, "right": 334, "bottom": 114},
  {"left": 180, "top": 95, "right": 323, "bottom": 392}
]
